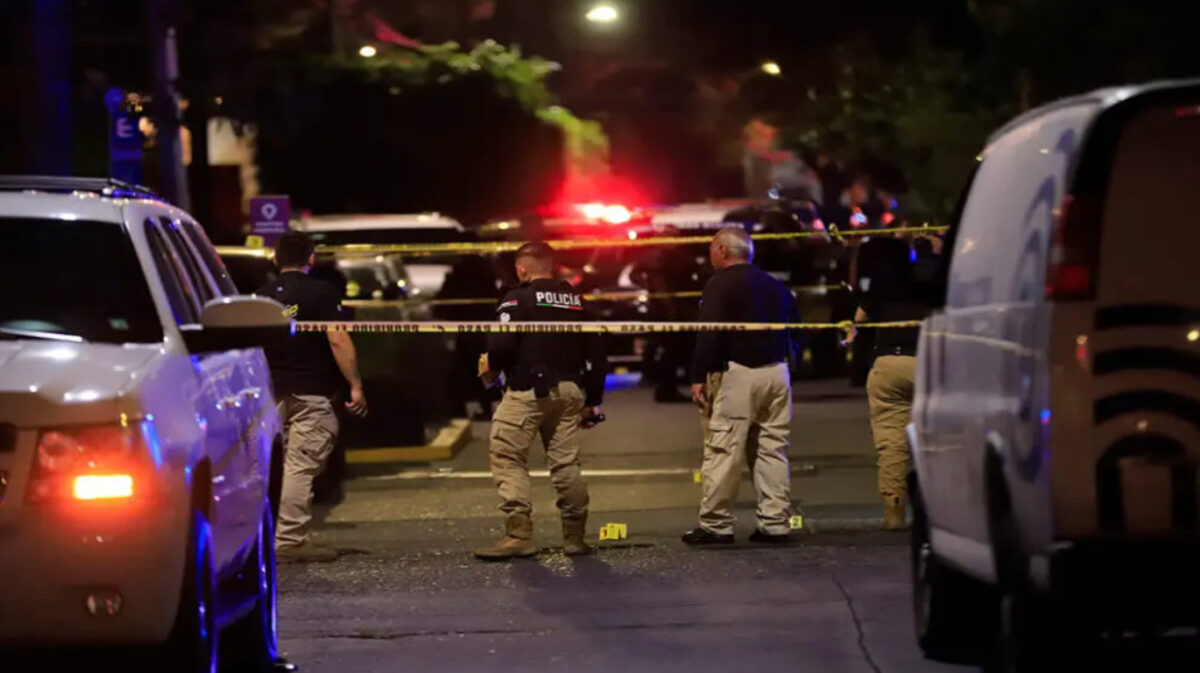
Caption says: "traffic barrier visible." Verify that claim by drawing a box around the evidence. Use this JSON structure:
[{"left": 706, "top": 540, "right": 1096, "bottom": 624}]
[
  {"left": 342, "top": 283, "right": 851, "bottom": 309},
  {"left": 315, "top": 225, "right": 948, "bottom": 257},
  {"left": 293, "top": 319, "right": 919, "bottom": 334}
]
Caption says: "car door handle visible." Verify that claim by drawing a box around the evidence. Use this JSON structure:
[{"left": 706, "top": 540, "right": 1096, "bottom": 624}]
[{"left": 237, "top": 387, "right": 263, "bottom": 402}]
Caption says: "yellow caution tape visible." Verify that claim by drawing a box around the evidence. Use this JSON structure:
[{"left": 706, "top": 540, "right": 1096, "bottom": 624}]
[
  {"left": 293, "top": 319, "right": 919, "bottom": 334},
  {"left": 598, "top": 523, "right": 629, "bottom": 541},
  {"left": 316, "top": 226, "right": 948, "bottom": 257},
  {"left": 342, "top": 283, "right": 850, "bottom": 309}
]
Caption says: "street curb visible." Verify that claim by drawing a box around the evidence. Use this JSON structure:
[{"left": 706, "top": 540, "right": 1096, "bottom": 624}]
[{"left": 344, "top": 418, "right": 472, "bottom": 465}]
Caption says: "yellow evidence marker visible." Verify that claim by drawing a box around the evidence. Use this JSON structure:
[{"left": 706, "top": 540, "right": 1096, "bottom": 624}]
[
  {"left": 789, "top": 515, "right": 804, "bottom": 531},
  {"left": 598, "top": 523, "right": 628, "bottom": 541}
]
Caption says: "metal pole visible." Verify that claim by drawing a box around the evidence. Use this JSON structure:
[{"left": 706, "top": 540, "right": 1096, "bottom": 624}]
[{"left": 147, "top": 0, "right": 190, "bottom": 208}]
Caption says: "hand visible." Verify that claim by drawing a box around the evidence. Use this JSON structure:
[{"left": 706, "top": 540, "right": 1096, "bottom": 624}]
[
  {"left": 841, "top": 324, "right": 857, "bottom": 346},
  {"left": 478, "top": 353, "right": 499, "bottom": 387},
  {"left": 345, "top": 385, "right": 368, "bottom": 417},
  {"left": 691, "top": 383, "right": 706, "bottom": 407},
  {"left": 580, "top": 406, "right": 605, "bottom": 429}
]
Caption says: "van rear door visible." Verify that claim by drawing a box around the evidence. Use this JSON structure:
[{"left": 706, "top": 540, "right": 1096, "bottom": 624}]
[{"left": 1053, "top": 88, "right": 1200, "bottom": 539}]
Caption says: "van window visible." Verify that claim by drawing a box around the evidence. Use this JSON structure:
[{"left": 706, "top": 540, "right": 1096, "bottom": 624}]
[
  {"left": 1095, "top": 101, "right": 1200, "bottom": 304},
  {"left": 182, "top": 221, "right": 238, "bottom": 295}
]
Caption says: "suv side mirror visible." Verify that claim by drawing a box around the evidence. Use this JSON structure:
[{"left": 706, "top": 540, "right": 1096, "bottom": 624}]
[{"left": 181, "top": 296, "right": 292, "bottom": 353}]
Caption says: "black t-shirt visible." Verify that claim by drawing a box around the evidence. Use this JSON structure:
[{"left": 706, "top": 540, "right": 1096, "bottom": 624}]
[
  {"left": 856, "top": 238, "right": 937, "bottom": 354},
  {"left": 256, "top": 271, "right": 343, "bottom": 396}
]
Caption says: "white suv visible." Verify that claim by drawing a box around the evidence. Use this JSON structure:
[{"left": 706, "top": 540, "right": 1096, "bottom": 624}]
[{"left": 0, "top": 177, "right": 288, "bottom": 672}]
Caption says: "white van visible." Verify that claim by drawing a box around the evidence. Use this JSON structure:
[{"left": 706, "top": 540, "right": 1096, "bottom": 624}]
[{"left": 910, "top": 80, "right": 1200, "bottom": 670}]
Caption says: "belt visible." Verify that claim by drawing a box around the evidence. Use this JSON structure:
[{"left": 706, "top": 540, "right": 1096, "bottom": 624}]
[{"left": 876, "top": 345, "right": 916, "bottom": 357}]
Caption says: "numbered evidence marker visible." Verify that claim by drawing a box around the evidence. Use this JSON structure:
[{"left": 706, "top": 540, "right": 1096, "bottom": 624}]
[
  {"left": 693, "top": 470, "right": 702, "bottom": 484},
  {"left": 789, "top": 515, "right": 804, "bottom": 531},
  {"left": 598, "top": 523, "right": 628, "bottom": 541}
]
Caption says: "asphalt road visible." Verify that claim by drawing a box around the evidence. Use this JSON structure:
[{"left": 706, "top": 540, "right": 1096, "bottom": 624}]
[{"left": 276, "top": 381, "right": 973, "bottom": 673}]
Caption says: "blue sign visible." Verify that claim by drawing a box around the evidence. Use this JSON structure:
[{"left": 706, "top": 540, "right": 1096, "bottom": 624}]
[
  {"left": 109, "top": 107, "right": 144, "bottom": 185},
  {"left": 250, "top": 196, "right": 291, "bottom": 246}
]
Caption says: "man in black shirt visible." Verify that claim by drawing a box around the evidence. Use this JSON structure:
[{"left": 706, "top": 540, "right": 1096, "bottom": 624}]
[
  {"left": 684, "top": 227, "right": 800, "bottom": 546},
  {"left": 475, "top": 242, "right": 607, "bottom": 560},
  {"left": 854, "top": 234, "right": 937, "bottom": 530},
  {"left": 257, "top": 232, "right": 367, "bottom": 562}
]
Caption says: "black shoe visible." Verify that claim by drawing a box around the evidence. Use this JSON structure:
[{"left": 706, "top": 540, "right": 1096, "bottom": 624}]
[
  {"left": 748, "top": 529, "right": 791, "bottom": 545},
  {"left": 681, "top": 527, "right": 735, "bottom": 545}
]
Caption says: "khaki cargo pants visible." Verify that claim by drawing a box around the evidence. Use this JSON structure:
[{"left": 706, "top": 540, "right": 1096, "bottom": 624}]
[
  {"left": 866, "top": 355, "right": 916, "bottom": 503},
  {"left": 699, "top": 362, "right": 793, "bottom": 536},
  {"left": 490, "top": 381, "right": 589, "bottom": 521},
  {"left": 276, "top": 393, "right": 339, "bottom": 550}
]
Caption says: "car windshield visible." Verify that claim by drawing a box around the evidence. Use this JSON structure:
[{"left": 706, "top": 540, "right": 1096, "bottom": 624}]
[{"left": 0, "top": 217, "right": 163, "bottom": 344}]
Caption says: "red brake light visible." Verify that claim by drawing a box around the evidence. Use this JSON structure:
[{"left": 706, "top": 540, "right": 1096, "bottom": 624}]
[
  {"left": 28, "top": 425, "right": 142, "bottom": 503},
  {"left": 1045, "top": 194, "right": 1101, "bottom": 300},
  {"left": 74, "top": 475, "right": 135, "bottom": 500}
]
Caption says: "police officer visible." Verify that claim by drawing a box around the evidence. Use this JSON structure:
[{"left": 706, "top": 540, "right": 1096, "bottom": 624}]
[
  {"left": 853, "top": 234, "right": 938, "bottom": 530},
  {"left": 474, "top": 242, "right": 607, "bottom": 560},
  {"left": 684, "top": 227, "right": 802, "bottom": 545},
  {"left": 258, "top": 232, "right": 368, "bottom": 562}
]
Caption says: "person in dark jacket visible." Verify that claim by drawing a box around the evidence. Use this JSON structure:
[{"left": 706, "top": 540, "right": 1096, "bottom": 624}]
[
  {"left": 854, "top": 235, "right": 938, "bottom": 530},
  {"left": 683, "top": 227, "right": 801, "bottom": 546},
  {"left": 474, "top": 242, "right": 607, "bottom": 560}
]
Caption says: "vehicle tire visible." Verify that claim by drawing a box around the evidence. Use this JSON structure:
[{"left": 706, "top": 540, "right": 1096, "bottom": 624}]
[
  {"left": 223, "top": 501, "right": 279, "bottom": 672},
  {"left": 912, "top": 481, "right": 997, "bottom": 663},
  {"left": 165, "top": 509, "right": 218, "bottom": 673}
]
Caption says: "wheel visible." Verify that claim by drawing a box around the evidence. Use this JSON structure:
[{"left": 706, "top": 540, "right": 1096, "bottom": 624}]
[
  {"left": 986, "top": 589, "right": 1056, "bottom": 673},
  {"left": 911, "top": 483, "right": 997, "bottom": 662},
  {"left": 164, "top": 509, "right": 218, "bottom": 673},
  {"left": 223, "top": 501, "right": 279, "bottom": 671}
]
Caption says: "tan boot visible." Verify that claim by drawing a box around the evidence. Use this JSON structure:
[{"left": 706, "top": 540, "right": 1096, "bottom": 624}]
[
  {"left": 474, "top": 513, "right": 538, "bottom": 560},
  {"left": 883, "top": 495, "right": 908, "bottom": 531},
  {"left": 562, "top": 516, "right": 592, "bottom": 556}
]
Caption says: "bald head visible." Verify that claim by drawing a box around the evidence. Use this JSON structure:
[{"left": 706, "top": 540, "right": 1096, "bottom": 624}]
[{"left": 710, "top": 226, "right": 754, "bottom": 269}]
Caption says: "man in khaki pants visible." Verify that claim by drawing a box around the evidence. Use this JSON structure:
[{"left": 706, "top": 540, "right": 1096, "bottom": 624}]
[
  {"left": 475, "top": 242, "right": 607, "bottom": 560},
  {"left": 257, "top": 232, "right": 368, "bottom": 562},
  {"left": 854, "top": 234, "right": 937, "bottom": 529},
  {"left": 685, "top": 228, "right": 801, "bottom": 545}
]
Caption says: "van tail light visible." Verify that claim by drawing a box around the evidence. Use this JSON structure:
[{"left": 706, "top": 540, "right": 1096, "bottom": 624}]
[
  {"left": 27, "top": 425, "right": 147, "bottom": 503},
  {"left": 1045, "top": 194, "right": 1102, "bottom": 300}
]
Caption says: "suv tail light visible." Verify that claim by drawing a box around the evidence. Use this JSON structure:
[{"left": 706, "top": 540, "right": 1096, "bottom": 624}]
[
  {"left": 1045, "top": 194, "right": 1102, "bottom": 300},
  {"left": 27, "top": 424, "right": 149, "bottom": 503}
]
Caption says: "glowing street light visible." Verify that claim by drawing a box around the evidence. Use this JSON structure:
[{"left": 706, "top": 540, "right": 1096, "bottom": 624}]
[
  {"left": 761, "top": 61, "right": 782, "bottom": 76},
  {"left": 586, "top": 4, "right": 619, "bottom": 23},
  {"left": 359, "top": 45, "right": 377, "bottom": 58}
]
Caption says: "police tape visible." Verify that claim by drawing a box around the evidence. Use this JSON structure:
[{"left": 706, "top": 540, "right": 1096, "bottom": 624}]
[
  {"left": 293, "top": 319, "right": 920, "bottom": 334},
  {"left": 316, "top": 225, "right": 948, "bottom": 257},
  {"left": 342, "top": 283, "right": 851, "bottom": 309}
]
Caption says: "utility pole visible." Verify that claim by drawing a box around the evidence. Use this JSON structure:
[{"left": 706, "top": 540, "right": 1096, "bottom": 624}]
[{"left": 147, "top": 0, "right": 190, "bottom": 208}]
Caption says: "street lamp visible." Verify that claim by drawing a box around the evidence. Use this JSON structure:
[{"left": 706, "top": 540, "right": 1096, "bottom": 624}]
[
  {"left": 586, "top": 3, "right": 619, "bottom": 23},
  {"left": 358, "top": 44, "right": 377, "bottom": 58},
  {"left": 761, "top": 61, "right": 782, "bottom": 76}
]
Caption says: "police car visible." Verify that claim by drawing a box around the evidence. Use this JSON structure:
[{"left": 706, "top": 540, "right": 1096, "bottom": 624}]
[
  {"left": 0, "top": 177, "right": 288, "bottom": 671},
  {"left": 909, "top": 81, "right": 1200, "bottom": 669}
]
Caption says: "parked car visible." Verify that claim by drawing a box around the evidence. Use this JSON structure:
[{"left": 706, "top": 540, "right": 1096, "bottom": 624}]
[
  {"left": 0, "top": 176, "right": 288, "bottom": 671},
  {"left": 909, "top": 80, "right": 1200, "bottom": 670}
]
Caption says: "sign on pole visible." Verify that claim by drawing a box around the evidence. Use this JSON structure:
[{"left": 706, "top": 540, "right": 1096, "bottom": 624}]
[
  {"left": 106, "top": 87, "right": 144, "bottom": 186},
  {"left": 249, "top": 195, "right": 291, "bottom": 247}
]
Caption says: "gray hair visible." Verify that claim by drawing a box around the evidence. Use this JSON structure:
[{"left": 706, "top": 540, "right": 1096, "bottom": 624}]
[{"left": 713, "top": 226, "right": 753, "bottom": 262}]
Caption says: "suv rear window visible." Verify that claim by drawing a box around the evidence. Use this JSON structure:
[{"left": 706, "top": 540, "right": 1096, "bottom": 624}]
[{"left": 0, "top": 218, "right": 163, "bottom": 344}]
